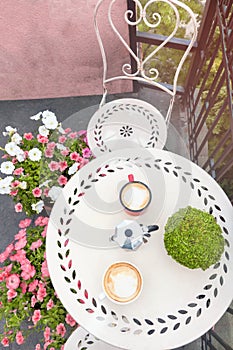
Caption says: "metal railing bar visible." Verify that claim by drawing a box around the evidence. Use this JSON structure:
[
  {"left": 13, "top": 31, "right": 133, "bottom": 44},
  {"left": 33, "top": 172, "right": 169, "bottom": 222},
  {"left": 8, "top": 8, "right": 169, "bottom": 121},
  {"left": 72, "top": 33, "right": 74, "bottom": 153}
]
[
  {"left": 188, "top": 17, "right": 219, "bottom": 103},
  {"left": 136, "top": 31, "right": 198, "bottom": 51},
  {"left": 202, "top": 128, "right": 231, "bottom": 169},
  {"left": 209, "top": 329, "right": 233, "bottom": 350},
  {"left": 194, "top": 98, "right": 229, "bottom": 159},
  {"left": 189, "top": 36, "right": 221, "bottom": 115},
  {"left": 190, "top": 67, "right": 226, "bottom": 141},
  {"left": 216, "top": 152, "right": 233, "bottom": 180},
  {"left": 214, "top": 141, "right": 233, "bottom": 172}
]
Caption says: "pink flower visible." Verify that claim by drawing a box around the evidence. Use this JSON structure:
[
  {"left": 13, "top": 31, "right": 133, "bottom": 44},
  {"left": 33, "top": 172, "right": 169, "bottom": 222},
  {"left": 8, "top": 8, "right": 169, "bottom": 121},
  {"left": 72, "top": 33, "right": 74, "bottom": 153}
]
[
  {"left": 48, "top": 161, "right": 59, "bottom": 171},
  {"left": 61, "top": 148, "right": 70, "bottom": 156},
  {"left": 32, "top": 310, "right": 41, "bottom": 325},
  {"left": 77, "top": 129, "right": 87, "bottom": 136},
  {"left": 30, "top": 239, "right": 43, "bottom": 251},
  {"left": 35, "top": 344, "right": 41, "bottom": 350},
  {"left": 1, "top": 337, "right": 10, "bottom": 347},
  {"left": 47, "top": 142, "right": 56, "bottom": 150},
  {"left": 20, "top": 281, "right": 27, "bottom": 294},
  {"left": 65, "top": 313, "right": 76, "bottom": 327},
  {"left": 6, "top": 243, "right": 14, "bottom": 255},
  {"left": 16, "top": 331, "right": 24, "bottom": 345},
  {"left": 58, "top": 175, "right": 67, "bottom": 186},
  {"left": 37, "top": 283, "right": 47, "bottom": 301},
  {"left": 29, "top": 280, "right": 39, "bottom": 294},
  {"left": 68, "top": 132, "right": 78, "bottom": 139},
  {"left": 13, "top": 167, "right": 24, "bottom": 175},
  {"left": 64, "top": 127, "right": 71, "bottom": 133},
  {"left": 7, "top": 289, "right": 17, "bottom": 300},
  {"left": 15, "top": 237, "right": 27, "bottom": 250},
  {"left": 24, "top": 132, "right": 33, "bottom": 140},
  {"left": 35, "top": 216, "right": 48, "bottom": 226},
  {"left": 21, "top": 263, "right": 36, "bottom": 280},
  {"left": 0, "top": 252, "right": 8, "bottom": 263},
  {"left": 44, "top": 327, "right": 50, "bottom": 342},
  {"left": 82, "top": 147, "right": 92, "bottom": 158},
  {"left": 42, "top": 217, "right": 49, "bottom": 226},
  {"left": 37, "top": 134, "right": 48, "bottom": 143},
  {"left": 6, "top": 274, "right": 20, "bottom": 290},
  {"left": 70, "top": 152, "right": 81, "bottom": 161},
  {"left": 44, "top": 340, "right": 52, "bottom": 349},
  {"left": 15, "top": 203, "right": 23, "bottom": 213},
  {"left": 44, "top": 148, "right": 53, "bottom": 158},
  {"left": 43, "top": 188, "right": 49, "bottom": 197},
  {"left": 19, "top": 218, "right": 31, "bottom": 228},
  {"left": 10, "top": 189, "right": 18, "bottom": 196},
  {"left": 41, "top": 260, "right": 50, "bottom": 278},
  {"left": 15, "top": 228, "right": 26, "bottom": 240},
  {"left": 10, "top": 249, "right": 26, "bottom": 263},
  {"left": 56, "top": 323, "right": 66, "bottom": 337},
  {"left": 31, "top": 295, "right": 37, "bottom": 307},
  {"left": 32, "top": 187, "right": 42, "bottom": 198},
  {"left": 41, "top": 227, "right": 47, "bottom": 238},
  {"left": 59, "top": 161, "right": 68, "bottom": 172},
  {"left": 58, "top": 135, "right": 67, "bottom": 143},
  {"left": 11, "top": 180, "right": 20, "bottom": 188},
  {"left": 79, "top": 158, "right": 89, "bottom": 169},
  {"left": 46, "top": 299, "right": 54, "bottom": 310}
]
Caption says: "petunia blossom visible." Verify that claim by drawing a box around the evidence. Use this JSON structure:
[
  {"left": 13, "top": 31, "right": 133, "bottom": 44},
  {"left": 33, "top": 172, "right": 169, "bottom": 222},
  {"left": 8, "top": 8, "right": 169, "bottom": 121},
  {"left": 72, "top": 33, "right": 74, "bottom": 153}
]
[
  {"left": 30, "top": 239, "right": 43, "bottom": 251},
  {"left": 19, "top": 218, "right": 31, "bottom": 228},
  {"left": 65, "top": 313, "right": 76, "bottom": 327},
  {"left": 44, "top": 327, "right": 51, "bottom": 342},
  {"left": 48, "top": 161, "right": 59, "bottom": 172},
  {"left": 1, "top": 337, "right": 10, "bottom": 347},
  {"left": 23, "top": 132, "right": 33, "bottom": 140},
  {"left": 32, "top": 310, "right": 41, "bottom": 325},
  {"left": 6, "top": 274, "right": 20, "bottom": 290},
  {"left": 7, "top": 289, "right": 17, "bottom": 300},
  {"left": 58, "top": 175, "right": 67, "bottom": 186},
  {"left": 46, "top": 299, "right": 54, "bottom": 310},
  {"left": 15, "top": 203, "right": 23, "bottom": 213},
  {"left": 32, "top": 187, "right": 42, "bottom": 198},
  {"left": 16, "top": 331, "right": 24, "bottom": 345},
  {"left": 56, "top": 323, "right": 66, "bottom": 337}
]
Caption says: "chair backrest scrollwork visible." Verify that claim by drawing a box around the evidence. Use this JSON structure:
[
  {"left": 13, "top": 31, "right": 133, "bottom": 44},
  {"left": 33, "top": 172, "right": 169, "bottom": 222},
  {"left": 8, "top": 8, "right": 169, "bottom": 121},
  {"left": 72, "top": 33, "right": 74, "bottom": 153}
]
[{"left": 94, "top": 0, "right": 198, "bottom": 124}]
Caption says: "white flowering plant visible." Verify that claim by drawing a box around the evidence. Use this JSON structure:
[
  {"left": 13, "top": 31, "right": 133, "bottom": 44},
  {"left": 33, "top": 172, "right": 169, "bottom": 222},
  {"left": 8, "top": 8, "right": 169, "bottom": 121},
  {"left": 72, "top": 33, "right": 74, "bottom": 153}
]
[
  {"left": 0, "top": 111, "right": 92, "bottom": 216},
  {"left": 0, "top": 217, "right": 77, "bottom": 349}
]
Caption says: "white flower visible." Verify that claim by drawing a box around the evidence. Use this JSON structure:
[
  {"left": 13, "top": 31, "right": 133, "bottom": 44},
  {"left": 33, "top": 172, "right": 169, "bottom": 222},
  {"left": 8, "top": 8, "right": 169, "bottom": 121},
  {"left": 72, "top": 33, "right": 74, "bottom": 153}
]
[
  {"left": 30, "top": 112, "right": 42, "bottom": 120},
  {"left": 0, "top": 176, "right": 14, "bottom": 194},
  {"left": 56, "top": 143, "right": 66, "bottom": 151},
  {"left": 31, "top": 200, "right": 44, "bottom": 213},
  {"left": 58, "top": 125, "right": 65, "bottom": 134},
  {"left": 2, "top": 126, "right": 17, "bottom": 137},
  {"left": 39, "top": 179, "right": 51, "bottom": 188},
  {"left": 11, "top": 132, "right": 22, "bottom": 145},
  {"left": 0, "top": 161, "right": 15, "bottom": 175},
  {"left": 5, "top": 142, "right": 21, "bottom": 156},
  {"left": 68, "top": 162, "right": 79, "bottom": 175},
  {"left": 42, "top": 110, "right": 58, "bottom": 130},
  {"left": 38, "top": 125, "right": 49, "bottom": 137},
  {"left": 16, "top": 150, "right": 25, "bottom": 162},
  {"left": 28, "top": 148, "right": 42, "bottom": 161},
  {"left": 19, "top": 181, "right": 27, "bottom": 189},
  {"left": 48, "top": 186, "right": 62, "bottom": 201}
]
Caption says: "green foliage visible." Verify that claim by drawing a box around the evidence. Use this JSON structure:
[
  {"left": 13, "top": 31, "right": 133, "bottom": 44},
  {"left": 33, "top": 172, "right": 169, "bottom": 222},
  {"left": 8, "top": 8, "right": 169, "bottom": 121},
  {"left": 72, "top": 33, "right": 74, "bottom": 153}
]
[{"left": 164, "top": 206, "right": 225, "bottom": 270}]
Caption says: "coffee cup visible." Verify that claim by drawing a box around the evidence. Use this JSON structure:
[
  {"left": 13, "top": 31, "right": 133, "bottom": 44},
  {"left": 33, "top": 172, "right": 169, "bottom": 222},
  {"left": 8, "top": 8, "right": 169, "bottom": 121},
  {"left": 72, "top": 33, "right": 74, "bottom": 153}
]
[
  {"left": 99, "top": 261, "right": 143, "bottom": 304},
  {"left": 119, "top": 176, "right": 152, "bottom": 216}
]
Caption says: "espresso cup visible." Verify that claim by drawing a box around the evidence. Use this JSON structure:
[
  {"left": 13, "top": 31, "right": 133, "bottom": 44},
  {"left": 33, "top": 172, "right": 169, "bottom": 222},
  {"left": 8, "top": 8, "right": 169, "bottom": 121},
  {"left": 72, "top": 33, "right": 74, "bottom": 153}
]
[
  {"left": 119, "top": 181, "right": 152, "bottom": 216},
  {"left": 100, "top": 261, "right": 143, "bottom": 304}
]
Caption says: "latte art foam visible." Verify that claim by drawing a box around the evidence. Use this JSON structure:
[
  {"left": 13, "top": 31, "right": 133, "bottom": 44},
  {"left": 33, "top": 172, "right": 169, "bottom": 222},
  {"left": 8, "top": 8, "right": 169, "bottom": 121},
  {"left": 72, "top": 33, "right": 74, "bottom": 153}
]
[
  {"left": 121, "top": 182, "right": 151, "bottom": 211},
  {"left": 103, "top": 262, "right": 142, "bottom": 303}
]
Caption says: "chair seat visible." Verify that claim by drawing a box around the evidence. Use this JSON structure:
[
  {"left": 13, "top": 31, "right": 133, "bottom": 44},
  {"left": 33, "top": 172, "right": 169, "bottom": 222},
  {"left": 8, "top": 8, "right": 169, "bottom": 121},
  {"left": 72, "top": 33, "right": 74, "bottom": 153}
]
[
  {"left": 64, "top": 326, "right": 125, "bottom": 349},
  {"left": 87, "top": 98, "right": 167, "bottom": 157}
]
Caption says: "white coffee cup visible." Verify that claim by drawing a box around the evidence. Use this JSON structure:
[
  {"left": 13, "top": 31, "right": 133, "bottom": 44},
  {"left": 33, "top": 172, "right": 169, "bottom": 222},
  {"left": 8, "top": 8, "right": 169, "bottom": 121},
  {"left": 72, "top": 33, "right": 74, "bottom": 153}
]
[{"left": 99, "top": 261, "right": 143, "bottom": 304}]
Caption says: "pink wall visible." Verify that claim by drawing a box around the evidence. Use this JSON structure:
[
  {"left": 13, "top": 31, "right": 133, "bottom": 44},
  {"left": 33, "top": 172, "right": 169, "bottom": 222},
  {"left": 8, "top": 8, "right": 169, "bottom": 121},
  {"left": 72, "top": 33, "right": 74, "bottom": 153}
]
[{"left": 0, "top": 0, "right": 131, "bottom": 100}]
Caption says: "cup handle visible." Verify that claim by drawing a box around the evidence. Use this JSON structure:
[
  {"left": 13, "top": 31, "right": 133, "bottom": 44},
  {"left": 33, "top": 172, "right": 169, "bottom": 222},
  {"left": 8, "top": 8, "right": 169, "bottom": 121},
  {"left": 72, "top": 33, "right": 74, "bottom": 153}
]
[
  {"left": 98, "top": 291, "right": 106, "bottom": 301},
  {"left": 128, "top": 174, "right": 134, "bottom": 182}
]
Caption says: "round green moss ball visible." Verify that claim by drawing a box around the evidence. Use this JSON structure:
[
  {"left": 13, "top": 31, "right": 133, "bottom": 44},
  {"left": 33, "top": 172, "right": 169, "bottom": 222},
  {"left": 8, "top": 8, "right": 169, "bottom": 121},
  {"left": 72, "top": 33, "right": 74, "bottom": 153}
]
[{"left": 164, "top": 206, "right": 225, "bottom": 270}]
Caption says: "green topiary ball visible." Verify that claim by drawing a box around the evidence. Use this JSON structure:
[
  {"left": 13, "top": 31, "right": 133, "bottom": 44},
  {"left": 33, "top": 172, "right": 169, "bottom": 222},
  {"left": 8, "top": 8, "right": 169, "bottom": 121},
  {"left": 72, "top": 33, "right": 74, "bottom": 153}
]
[{"left": 164, "top": 206, "right": 225, "bottom": 270}]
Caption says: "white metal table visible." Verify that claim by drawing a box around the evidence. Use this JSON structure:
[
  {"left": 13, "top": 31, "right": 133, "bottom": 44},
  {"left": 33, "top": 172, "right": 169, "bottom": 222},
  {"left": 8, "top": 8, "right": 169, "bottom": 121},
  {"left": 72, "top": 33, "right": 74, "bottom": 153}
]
[{"left": 46, "top": 148, "right": 233, "bottom": 350}]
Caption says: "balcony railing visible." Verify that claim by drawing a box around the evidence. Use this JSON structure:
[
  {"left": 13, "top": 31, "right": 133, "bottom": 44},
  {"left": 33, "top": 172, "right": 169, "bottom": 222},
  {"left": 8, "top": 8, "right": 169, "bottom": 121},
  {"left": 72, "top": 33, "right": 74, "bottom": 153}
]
[
  {"left": 185, "top": 0, "right": 233, "bottom": 204},
  {"left": 128, "top": 0, "right": 233, "bottom": 204}
]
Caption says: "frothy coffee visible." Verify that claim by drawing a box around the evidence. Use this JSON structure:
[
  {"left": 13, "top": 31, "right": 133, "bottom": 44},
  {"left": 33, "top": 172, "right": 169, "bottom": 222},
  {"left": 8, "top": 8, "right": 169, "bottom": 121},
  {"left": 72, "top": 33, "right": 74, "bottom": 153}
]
[
  {"left": 103, "top": 262, "right": 142, "bottom": 303},
  {"left": 120, "top": 182, "right": 151, "bottom": 212}
]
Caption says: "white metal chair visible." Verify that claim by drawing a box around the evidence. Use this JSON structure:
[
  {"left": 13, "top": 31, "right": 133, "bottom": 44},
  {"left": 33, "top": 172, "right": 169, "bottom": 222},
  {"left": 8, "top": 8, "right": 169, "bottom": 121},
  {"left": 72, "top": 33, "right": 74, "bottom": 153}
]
[
  {"left": 64, "top": 326, "right": 125, "bottom": 350},
  {"left": 87, "top": 0, "right": 198, "bottom": 157}
]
